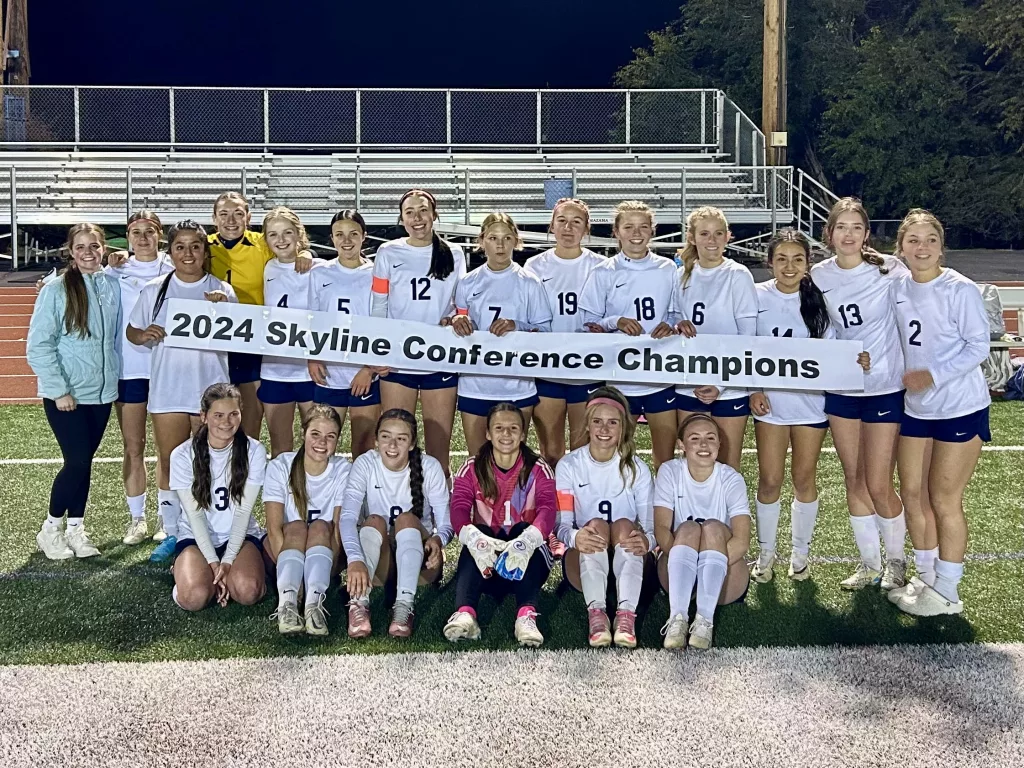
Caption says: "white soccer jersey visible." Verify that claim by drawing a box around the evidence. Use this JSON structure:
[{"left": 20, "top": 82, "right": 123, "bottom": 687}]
[
  {"left": 129, "top": 273, "right": 236, "bottom": 414},
  {"left": 653, "top": 458, "right": 750, "bottom": 529},
  {"left": 106, "top": 254, "right": 173, "bottom": 380},
  {"left": 340, "top": 449, "right": 453, "bottom": 563},
  {"left": 261, "top": 258, "right": 319, "bottom": 383},
  {"left": 893, "top": 269, "right": 990, "bottom": 420},
  {"left": 263, "top": 452, "right": 351, "bottom": 524},
  {"left": 169, "top": 435, "right": 267, "bottom": 547},
  {"left": 810, "top": 255, "right": 909, "bottom": 396},
  {"left": 672, "top": 259, "right": 758, "bottom": 401},
  {"left": 454, "top": 262, "right": 553, "bottom": 402},
  {"left": 752, "top": 280, "right": 832, "bottom": 425},
  {"left": 578, "top": 251, "right": 678, "bottom": 397},
  {"left": 308, "top": 258, "right": 376, "bottom": 391},
  {"left": 554, "top": 445, "right": 655, "bottom": 551}
]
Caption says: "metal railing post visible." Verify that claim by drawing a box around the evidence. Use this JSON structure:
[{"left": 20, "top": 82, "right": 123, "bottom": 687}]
[
  {"left": 354, "top": 90, "right": 362, "bottom": 148},
  {"left": 536, "top": 91, "right": 543, "bottom": 150},
  {"left": 446, "top": 90, "right": 452, "bottom": 151},
  {"left": 734, "top": 113, "right": 741, "bottom": 165},
  {"left": 680, "top": 168, "right": 688, "bottom": 231},
  {"left": 752, "top": 129, "right": 761, "bottom": 194},
  {"left": 464, "top": 169, "right": 472, "bottom": 225},
  {"left": 700, "top": 90, "right": 707, "bottom": 146},
  {"left": 770, "top": 167, "right": 778, "bottom": 234},
  {"left": 169, "top": 88, "right": 176, "bottom": 149},
  {"left": 9, "top": 167, "right": 18, "bottom": 270},
  {"left": 240, "top": 167, "right": 248, "bottom": 201},
  {"left": 73, "top": 88, "right": 81, "bottom": 150},
  {"left": 263, "top": 90, "right": 270, "bottom": 152},
  {"left": 716, "top": 91, "right": 725, "bottom": 154},
  {"left": 126, "top": 167, "right": 133, "bottom": 222},
  {"left": 796, "top": 169, "right": 806, "bottom": 235},
  {"left": 571, "top": 167, "right": 578, "bottom": 198},
  {"left": 624, "top": 90, "right": 631, "bottom": 147}
]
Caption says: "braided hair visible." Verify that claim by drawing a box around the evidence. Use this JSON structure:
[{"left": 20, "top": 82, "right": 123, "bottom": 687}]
[
  {"left": 191, "top": 383, "right": 249, "bottom": 510},
  {"left": 376, "top": 408, "right": 425, "bottom": 519}
]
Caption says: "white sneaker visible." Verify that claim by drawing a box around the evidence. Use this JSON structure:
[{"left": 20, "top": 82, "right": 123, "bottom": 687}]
[
  {"left": 272, "top": 597, "right": 304, "bottom": 635},
  {"left": 894, "top": 584, "right": 964, "bottom": 617},
  {"left": 514, "top": 609, "right": 544, "bottom": 648},
  {"left": 887, "top": 575, "right": 927, "bottom": 604},
  {"left": 688, "top": 614, "right": 714, "bottom": 650},
  {"left": 840, "top": 562, "right": 881, "bottom": 591},
  {"left": 304, "top": 593, "right": 330, "bottom": 637},
  {"left": 661, "top": 614, "right": 689, "bottom": 650},
  {"left": 152, "top": 521, "right": 167, "bottom": 543},
  {"left": 36, "top": 523, "right": 74, "bottom": 560},
  {"left": 443, "top": 610, "right": 481, "bottom": 642},
  {"left": 880, "top": 559, "right": 907, "bottom": 591},
  {"left": 122, "top": 518, "right": 149, "bottom": 546},
  {"left": 751, "top": 551, "right": 775, "bottom": 583},
  {"left": 788, "top": 549, "right": 811, "bottom": 581},
  {"left": 65, "top": 525, "right": 100, "bottom": 558}
]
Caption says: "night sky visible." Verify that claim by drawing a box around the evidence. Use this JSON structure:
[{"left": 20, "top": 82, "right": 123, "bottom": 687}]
[{"left": 29, "top": 0, "right": 682, "bottom": 88}]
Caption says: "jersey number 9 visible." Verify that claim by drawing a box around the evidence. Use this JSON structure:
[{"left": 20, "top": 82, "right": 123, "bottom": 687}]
[{"left": 598, "top": 499, "right": 612, "bottom": 524}]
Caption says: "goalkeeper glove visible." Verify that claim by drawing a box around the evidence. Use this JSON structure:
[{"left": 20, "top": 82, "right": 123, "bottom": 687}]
[
  {"left": 494, "top": 526, "right": 545, "bottom": 582},
  {"left": 458, "top": 526, "right": 507, "bottom": 578}
]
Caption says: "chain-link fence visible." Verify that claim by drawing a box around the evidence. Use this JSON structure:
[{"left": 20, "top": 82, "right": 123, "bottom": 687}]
[{"left": 0, "top": 86, "right": 727, "bottom": 150}]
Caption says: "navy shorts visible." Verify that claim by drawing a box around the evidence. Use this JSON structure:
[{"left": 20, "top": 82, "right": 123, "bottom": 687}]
[
  {"left": 257, "top": 379, "right": 315, "bottom": 405},
  {"left": 675, "top": 393, "right": 752, "bottom": 418},
  {"left": 901, "top": 406, "right": 991, "bottom": 443},
  {"left": 117, "top": 378, "right": 150, "bottom": 404},
  {"left": 458, "top": 393, "right": 540, "bottom": 417},
  {"left": 536, "top": 379, "right": 604, "bottom": 405},
  {"left": 314, "top": 379, "right": 381, "bottom": 409},
  {"left": 173, "top": 534, "right": 265, "bottom": 559},
  {"left": 228, "top": 352, "right": 262, "bottom": 386},
  {"left": 824, "top": 390, "right": 905, "bottom": 424},
  {"left": 624, "top": 387, "right": 678, "bottom": 417},
  {"left": 384, "top": 371, "right": 458, "bottom": 391},
  {"left": 754, "top": 417, "right": 830, "bottom": 430}
]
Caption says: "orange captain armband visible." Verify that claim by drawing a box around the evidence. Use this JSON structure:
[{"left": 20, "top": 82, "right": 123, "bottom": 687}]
[
  {"left": 371, "top": 276, "right": 389, "bottom": 293},
  {"left": 456, "top": 307, "right": 469, "bottom": 316},
  {"left": 556, "top": 490, "right": 575, "bottom": 512}
]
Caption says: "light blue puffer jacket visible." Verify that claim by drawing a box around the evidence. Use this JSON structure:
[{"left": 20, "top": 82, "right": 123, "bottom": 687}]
[{"left": 26, "top": 271, "right": 122, "bottom": 404}]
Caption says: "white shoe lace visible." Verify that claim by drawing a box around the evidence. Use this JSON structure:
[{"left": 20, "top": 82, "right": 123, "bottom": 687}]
[
  {"left": 661, "top": 614, "right": 687, "bottom": 637},
  {"left": 392, "top": 601, "right": 414, "bottom": 627}
]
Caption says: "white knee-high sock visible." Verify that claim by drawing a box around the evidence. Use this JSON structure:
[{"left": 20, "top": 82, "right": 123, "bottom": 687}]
[
  {"left": 913, "top": 547, "right": 939, "bottom": 587},
  {"left": 578, "top": 550, "right": 610, "bottom": 610},
  {"left": 612, "top": 544, "right": 644, "bottom": 613},
  {"left": 755, "top": 500, "right": 781, "bottom": 556},
  {"left": 158, "top": 489, "right": 180, "bottom": 538},
  {"left": 303, "top": 545, "right": 333, "bottom": 607},
  {"left": 849, "top": 515, "right": 882, "bottom": 571},
  {"left": 126, "top": 493, "right": 146, "bottom": 520},
  {"left": 933, "top": 559, "right": 964, "bottom": 603},
  {"left": 791, "top": 498, "right": 819, "bottom": 555},
  {"left": 394, "top": 528, "right": 423, "bottom": 606},
  {"left": 355, "top": 526, "right": 384, "bottom": 605},
  {"left": 276, "top": 549, "right": 305, "bottom": 608},
  {"left": 667, "top": 545, "right": 698, "bottom": 618},
  {"left": 875, "top": 511, "right": 907, "bottom": 562},
  {"left": 695, "top": 550, "right": 729, "bottom": 622}
]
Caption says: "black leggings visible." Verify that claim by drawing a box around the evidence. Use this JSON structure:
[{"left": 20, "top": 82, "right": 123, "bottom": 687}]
[
  {"left": 43, "top": 399, "right": 111, "bottom": 520},
  {"left": 453, "top": 522, "right": 551, "bottom": 612}
]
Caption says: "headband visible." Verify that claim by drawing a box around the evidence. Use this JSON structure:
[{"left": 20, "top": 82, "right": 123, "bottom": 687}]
[
  {"left": 128, "top": 217, "right": 162, "bottom": 232},
  {"left": 588, "top": 397, "right": 625, "bottom": 414}
]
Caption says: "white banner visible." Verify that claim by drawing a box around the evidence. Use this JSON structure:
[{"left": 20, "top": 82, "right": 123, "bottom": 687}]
[{"left": 163, "top": 299, "right": 864, "bottom": 391}]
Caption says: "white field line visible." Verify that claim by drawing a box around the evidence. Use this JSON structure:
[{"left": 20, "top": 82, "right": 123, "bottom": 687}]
[{"left": 3, "top": 444, "right": 1024, "bottom": 466}]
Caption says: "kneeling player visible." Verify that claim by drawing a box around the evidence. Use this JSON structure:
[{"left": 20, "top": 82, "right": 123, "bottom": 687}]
[
  {"left": 263, "top": 405, "right": 351, "bottom": 636},
  {"left": 556, "top": 387, "right": 654, "bottom": 648},
  {"left": 444, "top": 403, "right": 556, "bottom": 647},
  {"left": 655, "top": 414, "right": 751, "bottom": 650},
  {"left": 339, "top": 409, "right": 452, "bottom": 638}
]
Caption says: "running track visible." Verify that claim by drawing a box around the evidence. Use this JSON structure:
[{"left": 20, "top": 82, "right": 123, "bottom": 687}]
[{"left": 1, "top": 283, "right": 1020, "bottom": 405}]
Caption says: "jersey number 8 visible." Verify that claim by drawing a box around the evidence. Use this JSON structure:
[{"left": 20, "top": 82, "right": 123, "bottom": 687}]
[{"left": 389, "top": 505, "right": 403, "bottom": 526}]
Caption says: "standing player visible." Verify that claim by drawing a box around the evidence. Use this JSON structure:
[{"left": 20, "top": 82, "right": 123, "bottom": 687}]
[
  {"left": 207, "top": 192, "right": 313, "bottom": 440},
  {"left": 169, "top": 383, "right": 267, "bottom": 611},
  {"left": 106, "top": 211, "right": 173, "bottom": 545},
  {"left": 127, "top": 221, "right": 237, "bottom": 563},
  {"left": 579, "top": 201, "right": 679, "bottom": 469},
  {"left": 444, "top": 403, "right": 557, "bottom": 647},
  {"left": 264, "top": 405, "right": 350, "bottom": 636},
  {"left": 371, "top": 190, "right": 467, "bottom": 482},
  {"left": 524, "top": 198, "right": 606, "bottom": 467},
  {"left": 656, "top": 414, "right": 751, "bottom": 650},
  {"left": 811, "top": 198, "right": 910, "bottom": 591},
  {"left": 259, "top": 207, "right": 318, "bottom": 457},
  {"left": 339, "top": 409, "right": 452, "bottom": 639},
  {"left": 888, "top": 210, "right": 989, "bottom": 616},
  {"left": 748, "top": 230, "right": 868, "bottom": 582},
  {"left": 452, "top": 213, "right": 552, "bottom": 456},
  {"left": 28, "top": 224, "right": 121, "bottom": 560},
  {"left": 308, "top": 210, "right": 382, "bottom": 460},
  {"left": 556, "top": 387, "right": 654, "bottom": 649},
  {"left": 672, "top": 206, "right": 758, "bottom": 471}
]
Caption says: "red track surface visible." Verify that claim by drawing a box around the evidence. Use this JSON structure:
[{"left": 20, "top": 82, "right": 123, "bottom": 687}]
[{"left": 0, "top": 282, "right": 1020, "bottom": 407}]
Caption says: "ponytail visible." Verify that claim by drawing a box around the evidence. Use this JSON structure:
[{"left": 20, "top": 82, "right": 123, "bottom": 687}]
[
  {"left": 288, "top": 445, "right": 309, "bottom": 522},
  {"left": 798, "top": 275, "right": 831, "bottom": 339},
  {"left": 408, "top": 447, "right": 425, "bottom": 519},
  {"left": 428, "top": 231, "right": 455, "bottom": 281},
  {"left": 474, "top": 442, "right": 499, "bottom": 501},
  {"left": 61, "top": 223, "right": 106, "bottom": 338},
  {"left": 191, "top": 425, "right": 213, "bottom": 510},
  {"left": 152, "top": 271, "right": 175, "bottom": 317},
  {"left": 229, "top": 428, "right": 250, "bottom": 504}
]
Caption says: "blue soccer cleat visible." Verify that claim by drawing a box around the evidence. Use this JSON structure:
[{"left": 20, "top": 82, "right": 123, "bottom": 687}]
[{"left": 150, "top": 535, "right": 178, "bottom": 563}]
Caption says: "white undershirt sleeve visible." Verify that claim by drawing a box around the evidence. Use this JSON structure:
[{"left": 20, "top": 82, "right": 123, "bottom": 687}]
[
  {"left": 340, "top": 457, "right": 370, "bottom": 564},
  {"left": 221, "top": 482, "right": 261, "bottom": 565},
  {"left": 178, "top": 492, "right": 219, "bottom": 565}
]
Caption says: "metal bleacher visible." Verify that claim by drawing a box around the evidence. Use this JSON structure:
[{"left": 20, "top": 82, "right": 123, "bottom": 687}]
[{"left": 0, "top": 86, "right": 804, "bottom": 263}]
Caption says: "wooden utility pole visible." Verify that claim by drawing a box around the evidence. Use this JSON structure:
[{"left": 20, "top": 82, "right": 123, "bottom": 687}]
[
  {"left": 1, "top": 0, "right": 30, "bottom": 84},
  {"left": 762, "top": 0, "right": 787, "bottom": 165}
]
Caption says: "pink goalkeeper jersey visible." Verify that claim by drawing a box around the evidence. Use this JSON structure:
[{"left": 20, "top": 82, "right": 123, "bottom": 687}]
[{"left": 450, "top": 454, "right": 556, "bottom": 537}]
